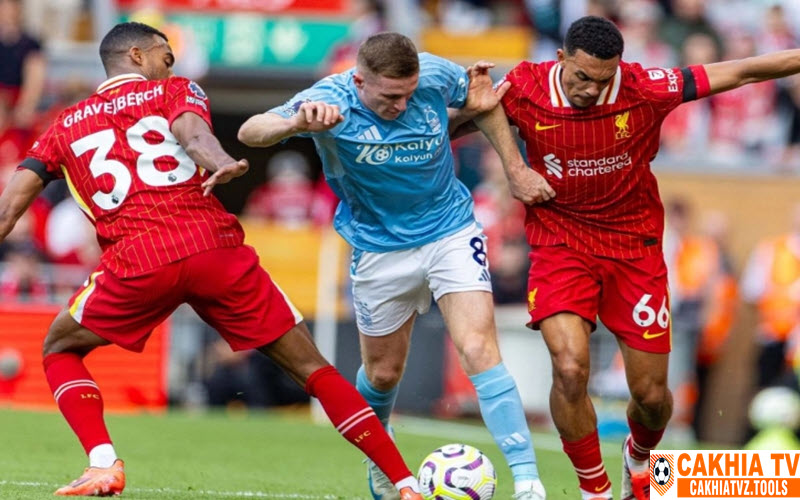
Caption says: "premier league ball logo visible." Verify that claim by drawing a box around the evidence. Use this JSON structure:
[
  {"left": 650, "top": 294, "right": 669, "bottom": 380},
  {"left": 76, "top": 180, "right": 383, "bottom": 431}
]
[{"left": 653, "top": 457, "right": 671, "bottom": 486}]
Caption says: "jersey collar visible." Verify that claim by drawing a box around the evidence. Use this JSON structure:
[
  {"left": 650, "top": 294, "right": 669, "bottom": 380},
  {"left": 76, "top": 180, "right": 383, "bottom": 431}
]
[
  {"left": 548, "top": 63, "right": 622, "bottom": 108},
  {"left": 96, "top": 73, "right": 147, "bottom": 94}
]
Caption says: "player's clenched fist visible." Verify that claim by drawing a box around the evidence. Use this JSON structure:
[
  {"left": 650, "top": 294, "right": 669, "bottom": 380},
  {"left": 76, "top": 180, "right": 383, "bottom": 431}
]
[
  {"left": 507, "top": 167, "right": 556, "bottom": 204},
  {"left": 292, "top": 101, "right": 344, "bottom": 132}
]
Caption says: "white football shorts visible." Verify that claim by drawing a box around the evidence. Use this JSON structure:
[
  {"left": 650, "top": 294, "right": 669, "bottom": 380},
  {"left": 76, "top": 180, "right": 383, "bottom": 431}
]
[{"left": 350, "top": 222, "right": 493, "bottom": 336}]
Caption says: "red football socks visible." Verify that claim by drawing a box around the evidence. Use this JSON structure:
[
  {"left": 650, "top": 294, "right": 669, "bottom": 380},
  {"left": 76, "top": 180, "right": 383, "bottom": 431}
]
[
  {"left": 44, "top": 352, "right": 112, "bottom": 454},
  {"left": 562, "top": 430, "right": 612, "bottom": 494},
  {"left": 305, "top": 365, "right": 413, "bottom": 484},
  {"left": 628, "top": 416, "right": 665, "bottom": 461}
]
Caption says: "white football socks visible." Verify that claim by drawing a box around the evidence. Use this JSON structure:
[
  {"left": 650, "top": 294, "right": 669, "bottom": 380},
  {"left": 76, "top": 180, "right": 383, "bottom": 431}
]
[
  {"left": 625, "top": 445, "right": 649, "bottom": 474},
  {"left": 395, "top": 476, "right": 420, "bottom": 492},
  {"left": 88, "top": 443, "right": 118, "bottom": 468}
]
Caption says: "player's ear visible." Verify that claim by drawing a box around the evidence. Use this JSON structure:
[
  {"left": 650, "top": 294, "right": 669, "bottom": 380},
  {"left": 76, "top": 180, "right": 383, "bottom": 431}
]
[
  {"left": 556, "top": 49, "right": 566, "bottom": 66},
  {"left": 129, "top": 46, "right": 144, "bottom": 66},
  {"left": 352, "top": 73, "right": 364, "bottom": 89}
]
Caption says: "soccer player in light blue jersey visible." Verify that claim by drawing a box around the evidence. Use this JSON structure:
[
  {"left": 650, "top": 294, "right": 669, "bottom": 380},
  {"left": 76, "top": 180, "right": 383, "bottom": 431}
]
[{"left": 236, "top": 32, "right": 553, "bottom": 500}]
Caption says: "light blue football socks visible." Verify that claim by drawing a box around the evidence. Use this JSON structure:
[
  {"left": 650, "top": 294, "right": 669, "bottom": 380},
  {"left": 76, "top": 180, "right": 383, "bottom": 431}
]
[
  {"left": 357, "top": 361, "right": 540, "bottom": 485},
  {"left": 356, "top": 364, "right": 399, "bottom": 429},
  {"left": 470, "top": 362, "right": 540, "bottom": 482}
]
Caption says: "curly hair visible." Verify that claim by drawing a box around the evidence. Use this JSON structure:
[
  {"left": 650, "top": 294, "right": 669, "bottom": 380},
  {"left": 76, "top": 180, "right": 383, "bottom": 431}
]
[{"left": 564, "top": 16, "right": 624, "bottom": 60}]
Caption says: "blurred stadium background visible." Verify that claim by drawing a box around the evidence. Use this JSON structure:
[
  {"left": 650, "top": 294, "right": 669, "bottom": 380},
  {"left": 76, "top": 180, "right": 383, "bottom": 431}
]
[{"left": 2, "top": 0, "right": 800, "bottom": 496}]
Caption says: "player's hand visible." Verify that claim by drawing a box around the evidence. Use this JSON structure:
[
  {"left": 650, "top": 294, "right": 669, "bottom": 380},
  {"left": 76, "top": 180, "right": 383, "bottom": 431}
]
[
  {"left": 507, "top": 166, "right": 556, "bottom": 204},
  {"left": 464, "top": 61, "right": 510, "bottom": 117},
  {"left": 201, "top": 159, "right": 250, "bottom": 196},
  {"left": 292, "top": 101, "right": 344, "bottom": 133}
]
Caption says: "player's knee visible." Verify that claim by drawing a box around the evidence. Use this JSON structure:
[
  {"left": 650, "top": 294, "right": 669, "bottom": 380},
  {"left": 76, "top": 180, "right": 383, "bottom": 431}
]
[
  {"left": 42, "top": 309, "right": 104, "bottom": 358},
  {"left": 552, "top": 357, "right": 590, "bottom": 401},
  {"left": 456, "top": 333, "right": 499, "bottom": 372},
  {"left": 42, "top": 314, "right": 72, "bottom": 356},
  {"left": 367, "top": 364, "right": 404, "bottom": 391},
  {"left": 630, "top": 380, "right": 670, "bottom": 412},
  {"left": 42, "top": 328, "right": 80, "bottom": 357},
  {"left": 41, "top": 333, "right": 57, "bottom": 357}
]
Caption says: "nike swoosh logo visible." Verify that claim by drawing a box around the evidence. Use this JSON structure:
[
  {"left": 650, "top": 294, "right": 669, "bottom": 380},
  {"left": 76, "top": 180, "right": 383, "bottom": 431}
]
[
  {"left": 595, "top": 480, "right": 611, "bottom": 492},
  {"left": 643, "top": 330, "right": 667, "bottom": 340},
  {"left": 535, "top": 121, "right": 561, "bottom": 131}
]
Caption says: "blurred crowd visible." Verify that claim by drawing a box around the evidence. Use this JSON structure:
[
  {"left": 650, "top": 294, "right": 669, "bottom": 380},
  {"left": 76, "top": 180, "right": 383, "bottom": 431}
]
[
  {"left": 404, "top": 0, "right": 800, "bottom": 171},
  {"left": 1, "top": 0, "right": 800, "bottom": 435}
]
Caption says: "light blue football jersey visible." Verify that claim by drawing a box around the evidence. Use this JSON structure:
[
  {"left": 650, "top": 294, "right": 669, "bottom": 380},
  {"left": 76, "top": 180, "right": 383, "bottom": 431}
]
[{"left": 270, "top": 53, "right": 475, "bottom": 252}]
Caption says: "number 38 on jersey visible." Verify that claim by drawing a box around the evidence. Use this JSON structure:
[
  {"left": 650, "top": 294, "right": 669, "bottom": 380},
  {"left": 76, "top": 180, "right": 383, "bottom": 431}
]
[{"left": 69, "top": 115, "right": 198, "bottom": 211}]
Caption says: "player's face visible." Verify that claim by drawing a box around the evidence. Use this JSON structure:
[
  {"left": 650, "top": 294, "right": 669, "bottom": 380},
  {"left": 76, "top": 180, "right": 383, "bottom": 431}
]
[
  {"left": 137, "top": 35, "right": 175, "bottom": 80},
  {"left": 353, "top": 69, "right": 419, "bottom": 120},
  {"left": 0, "top": 0, "right": 22, "bottom": 28},
  {"left": 557, "top": 48, "right": 620, "bottom": 108}
]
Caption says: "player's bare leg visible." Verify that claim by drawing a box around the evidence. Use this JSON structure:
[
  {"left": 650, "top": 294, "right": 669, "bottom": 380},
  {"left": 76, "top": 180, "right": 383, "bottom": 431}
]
[
  {"left": 438, "top": 291, "right": 499, "bottom": 375},
  {"left": 43, "top": 309, "right": 125, "bottom": 496},
  {"left": 440, "top": 290, "right": 544, "bottom": 499},
  {"left": 617, "top": 340, "right": 672, "bottom": 500},
  {"left": 356, "top": 314, "right": 416, "bottom": 500},
  {"left": 540, "top": 313, "right": 595, "bottom": 439},
  {"left": 359, "top": 313, "right": 416, "bottom": 393},
  {"left": 258, "top": 322, "right": 422, "bottom": 499},
  {"left": 43, "top": 309, "right": 111, "bottom": 356},
  {"left": 540, "top": 312, "right": 611, "bottom": 499}
]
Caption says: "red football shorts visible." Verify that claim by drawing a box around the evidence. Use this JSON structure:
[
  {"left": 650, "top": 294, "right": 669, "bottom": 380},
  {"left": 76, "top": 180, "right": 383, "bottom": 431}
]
[
  {"left": 67, "top": 246, "right": 303, "bottom": 352},
  {"left": 527, "top": 244, "right": 671, "bottom": 353}
]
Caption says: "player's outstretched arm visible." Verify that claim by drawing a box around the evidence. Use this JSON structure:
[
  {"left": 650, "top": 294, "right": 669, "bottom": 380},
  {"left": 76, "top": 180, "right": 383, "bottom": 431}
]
[
  {"left": 474, "top": 106, "right": 555, "bottom": 204},
  {"left": 0, "top": 168, "right": 44, "bottom": 241},
  {"left": 170, "top": 111, "right": 249, "bottom": 196},
  {"left": 704, "top": 48, "right": 800, "bottom": 96},
  {"left": 238, "top": 102, "right": 343, "bottom": 148}
]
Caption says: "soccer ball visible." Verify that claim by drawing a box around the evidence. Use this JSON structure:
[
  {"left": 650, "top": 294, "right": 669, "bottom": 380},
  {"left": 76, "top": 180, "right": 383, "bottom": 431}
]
[
  {"left": 653, "top": 457, "right": 671, "bottom": 485},
  {"left": 417, "top": 443, "right": 496, "bottom": 500},
  {"left": 0, "top": 348, "right": 23, "bottom": 381},
  {"left": 748, "top": 387, "right": 800, "bottom": 431}
]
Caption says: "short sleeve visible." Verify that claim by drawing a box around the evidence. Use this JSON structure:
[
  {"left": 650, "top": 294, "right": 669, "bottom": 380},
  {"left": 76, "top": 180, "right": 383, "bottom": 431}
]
[
  {"left": 268, "top": 76, "right": 351, "bottom": 138},
  {"left": 633, "top": 63, "right": 711, "bottom": 114},
  {"left": 418, "top": 53, "right": 468, "bottom": 108},
  {"left": 164, "top": 77, "right": 213, "bottom": 130},
  {"left": 24, "top": 35, "right": 42, "bottom": 55},
  {"left": 499, "top": 62, "right": 530, "bottom": 127},
  {"left": 20, "top": 124, "right": 62, "bottom": 184}
]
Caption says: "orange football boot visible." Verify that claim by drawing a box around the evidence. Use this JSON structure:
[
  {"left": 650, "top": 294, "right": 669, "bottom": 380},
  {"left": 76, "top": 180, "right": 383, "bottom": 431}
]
[
  {"left": 54, "top": 459, "right": 125, "bottom": 496},
  {"left": 621, "top": 437, "right": 650, "bottom": 500},
  {"left": 398, "top": 487, "right": 424, "bottom": 500}
]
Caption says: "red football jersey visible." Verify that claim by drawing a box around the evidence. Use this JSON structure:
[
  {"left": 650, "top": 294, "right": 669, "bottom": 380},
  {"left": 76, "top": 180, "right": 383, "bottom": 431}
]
[
  {"left": 22, "top": 74, "right": 244, "bottom": 277},
  {"left": 502, "top": 60, "right": 710, "bottom": 259}
]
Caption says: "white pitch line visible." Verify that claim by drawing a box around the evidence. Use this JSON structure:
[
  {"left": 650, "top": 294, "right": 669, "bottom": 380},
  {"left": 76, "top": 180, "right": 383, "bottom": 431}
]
[
  {"left": 391, "top": 415, "right": 622, "bottom": 454},
  {"left": 0, "top": 480, "right": 365, "bottom": 499}
]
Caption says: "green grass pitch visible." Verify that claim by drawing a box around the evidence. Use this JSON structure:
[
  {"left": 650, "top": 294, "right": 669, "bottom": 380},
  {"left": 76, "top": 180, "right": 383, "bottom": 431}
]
[{"left": 0, "top": 408, "right": 624, "bottom": 499}]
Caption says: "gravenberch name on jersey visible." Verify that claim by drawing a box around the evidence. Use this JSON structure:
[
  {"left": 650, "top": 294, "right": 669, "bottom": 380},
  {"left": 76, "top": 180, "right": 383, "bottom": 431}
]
[{"left": 62, "top": 85, "right": 165, "bottom": 127}]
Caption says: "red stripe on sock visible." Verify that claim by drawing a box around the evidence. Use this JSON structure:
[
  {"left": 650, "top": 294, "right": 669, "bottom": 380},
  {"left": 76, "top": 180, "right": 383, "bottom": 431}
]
[
  {"left": 627, "top": 416, "right": 665, "bottom": 461},
  {"left": 562, "top": 430, "right": 611, "bottom": 494},
  {"left": 43, "top": 352, "right": 112, "bottom": 454},
  {"left": 305, "top": 365, "right": 413, "bottom": 484}
]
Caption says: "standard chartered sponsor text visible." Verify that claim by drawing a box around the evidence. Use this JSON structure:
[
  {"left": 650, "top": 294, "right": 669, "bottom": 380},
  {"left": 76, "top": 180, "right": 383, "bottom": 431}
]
[{"left": 567, "top": 152, "right": 632, "bottom": 176}]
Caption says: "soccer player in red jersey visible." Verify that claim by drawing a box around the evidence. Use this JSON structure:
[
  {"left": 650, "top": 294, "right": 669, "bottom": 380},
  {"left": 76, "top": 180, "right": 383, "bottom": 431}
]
[
  {"left": 487, "top": 15, "right": 800, "bottom": 500},
  {"left": 0, "top": 22, "right": 424, "bottom": 499}
]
